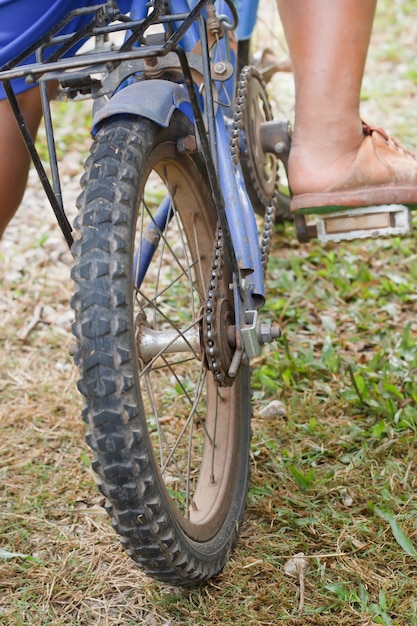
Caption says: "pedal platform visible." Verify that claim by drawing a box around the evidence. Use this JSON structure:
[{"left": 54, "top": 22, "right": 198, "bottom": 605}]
[{"left": 294, "top": 204, "right": 412, "bottom": 244}]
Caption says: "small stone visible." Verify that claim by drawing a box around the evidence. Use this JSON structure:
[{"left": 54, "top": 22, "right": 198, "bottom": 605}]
[{"left": 259, "top": 399, "right": 287, "bottom": 418}]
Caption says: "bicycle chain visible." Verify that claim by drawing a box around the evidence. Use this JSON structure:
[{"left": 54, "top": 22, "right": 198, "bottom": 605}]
[
  {"left": 203, "top": 67, "right": 279, "bottom": 385},
  {"left": 230, "top": 65, "right": 278, "bottom": 273},
  {"left": 202, "top": 224, "right": 234, "bottom": 387}
]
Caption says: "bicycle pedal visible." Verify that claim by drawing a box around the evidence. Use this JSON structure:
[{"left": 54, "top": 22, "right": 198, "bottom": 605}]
[{"left": 310, "top": 204, "right": 412, "bottom": 243}]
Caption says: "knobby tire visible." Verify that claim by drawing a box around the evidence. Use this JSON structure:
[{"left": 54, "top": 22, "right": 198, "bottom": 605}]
[{"left": 71, "top": 113, "right": 251, "bottom": 586}]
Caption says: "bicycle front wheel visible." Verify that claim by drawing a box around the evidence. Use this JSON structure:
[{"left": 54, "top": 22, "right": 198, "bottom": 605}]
[{"left": 71, "top": 113, "right": 251, "bottom": 586}]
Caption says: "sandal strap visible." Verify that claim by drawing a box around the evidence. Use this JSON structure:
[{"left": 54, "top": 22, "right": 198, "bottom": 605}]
[{"left": 362, "top": 121, "right": 417, "bottom": 161}]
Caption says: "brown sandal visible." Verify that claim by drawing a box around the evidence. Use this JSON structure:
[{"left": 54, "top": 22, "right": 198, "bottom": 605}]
[{"left": 291, "top": 122, "right": 417, "bottom": 215}]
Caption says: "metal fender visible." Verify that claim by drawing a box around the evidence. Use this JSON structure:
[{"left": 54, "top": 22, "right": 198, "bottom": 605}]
[{"left": 92, "top": 80, "right": 192, "bottom": 133}]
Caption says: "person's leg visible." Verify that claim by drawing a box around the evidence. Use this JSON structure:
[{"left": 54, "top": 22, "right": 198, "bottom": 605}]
[
  {"left": 0, "top": 86, "right": 44, "bottom": 238},
  {"left": 276, "top": 0, "right": 377, "bottom": 196}
]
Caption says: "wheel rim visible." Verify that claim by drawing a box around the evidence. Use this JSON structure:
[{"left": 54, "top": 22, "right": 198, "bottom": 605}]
[{"left": 132, "top": 143, "right": 242, "bottom": 541}]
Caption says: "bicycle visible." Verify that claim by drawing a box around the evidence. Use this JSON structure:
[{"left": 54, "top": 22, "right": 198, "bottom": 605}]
[
  {"left": 2, "top": 0, "right": 408, "bottom": 588},
  {"left": 1, "top": 0, "right": 292, "bottom": 587}
]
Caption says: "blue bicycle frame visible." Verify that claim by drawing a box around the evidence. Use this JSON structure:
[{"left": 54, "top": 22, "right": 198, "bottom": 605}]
[{"left": 119, "top": 0, "right": 265, "bottom": 307}]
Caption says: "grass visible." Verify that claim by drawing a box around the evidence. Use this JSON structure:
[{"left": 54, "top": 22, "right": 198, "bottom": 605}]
[
  {"left": 2, "top": 0, "right": 417, "bottom": 624},
  {"left": 245, "top": 233, "right": 417, "bottom": 625}
]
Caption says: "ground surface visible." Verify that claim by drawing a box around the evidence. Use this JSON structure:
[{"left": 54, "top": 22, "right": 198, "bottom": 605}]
[{"left": 1, "top": 1, "right": 417, "bottom": 624}]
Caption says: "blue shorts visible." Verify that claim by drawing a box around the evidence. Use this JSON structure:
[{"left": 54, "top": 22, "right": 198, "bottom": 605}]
[{"left": 0, "top": 0, "right": 132, "bottom": 98}]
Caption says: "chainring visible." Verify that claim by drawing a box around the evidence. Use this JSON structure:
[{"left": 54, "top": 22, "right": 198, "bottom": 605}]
[
  {"left": 232, "top": 65, "right": 279, "bottom": 208},
  {"left": 231, "top": 65, "right": 279, "bottom": 274}
]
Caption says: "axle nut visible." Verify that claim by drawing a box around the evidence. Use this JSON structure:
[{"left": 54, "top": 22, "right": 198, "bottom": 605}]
[
  {"left": 214, "top": 61, "right": 228, "bottom": 77},
  {"left": 258, "top": 322, "right": 281, "bottom": 344}
]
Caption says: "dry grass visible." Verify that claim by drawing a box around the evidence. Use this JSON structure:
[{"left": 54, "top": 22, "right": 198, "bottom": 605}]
[{"left": 2, "top": 1, "right": 417, "bottom": 624}]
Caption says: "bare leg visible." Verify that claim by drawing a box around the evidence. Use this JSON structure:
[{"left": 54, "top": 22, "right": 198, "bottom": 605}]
[
  {"left": 0, "top": 86, "right": 48, "bottom": 239},
  {"left": 276, "top": 0, "right": 377, "bottom": 196}
]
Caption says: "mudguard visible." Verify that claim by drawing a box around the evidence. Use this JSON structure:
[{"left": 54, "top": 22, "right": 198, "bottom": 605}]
[{"left": 92, "top": 79, "right": 193, "bottom": 133}]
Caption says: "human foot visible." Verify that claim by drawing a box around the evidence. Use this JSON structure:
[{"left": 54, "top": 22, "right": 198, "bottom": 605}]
[{"left": 289, "top": 122, "right": 417, "bottom": 214}]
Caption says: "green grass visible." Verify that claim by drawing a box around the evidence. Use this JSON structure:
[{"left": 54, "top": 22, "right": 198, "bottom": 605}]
[
  {"left": 242, "top": 230, "right": 417, "bottom": 624},
  {"left": 2, "top": 0, "right": 417, "bottom": 624}
]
